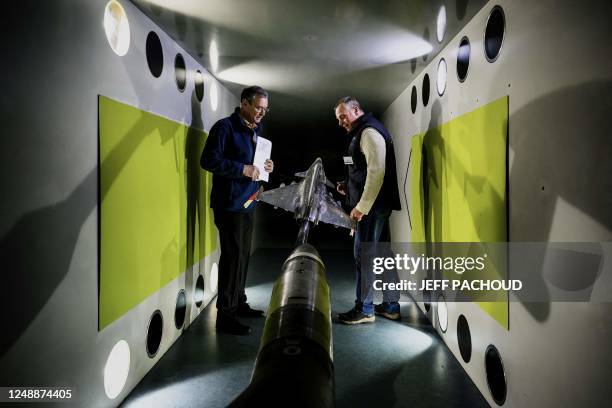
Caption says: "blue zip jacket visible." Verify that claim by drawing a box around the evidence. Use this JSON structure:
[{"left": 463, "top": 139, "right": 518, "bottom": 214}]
[{"left": 200, "top": 108, "right": 261, "bottom": 212}]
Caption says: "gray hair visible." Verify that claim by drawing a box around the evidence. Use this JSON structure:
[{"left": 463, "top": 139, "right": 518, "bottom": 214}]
[
  {"left": 241, "top": 86, "right": 269, "bottom": 103},
  {"left": 334, "top": 96, "right": 363, "bottom": 112}
]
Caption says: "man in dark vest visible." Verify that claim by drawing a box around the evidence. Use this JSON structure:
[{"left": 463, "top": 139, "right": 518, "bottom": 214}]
[
  {"left": 334, "top": 96, "right": 402, "bottom": 324},
  {"left": 201, "top": 86, "right": 274, "bottom": 335}
]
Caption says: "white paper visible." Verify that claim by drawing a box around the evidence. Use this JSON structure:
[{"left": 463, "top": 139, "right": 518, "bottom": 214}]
[{"left": 253, "top": 137, "right": 272, "bottom": 182}]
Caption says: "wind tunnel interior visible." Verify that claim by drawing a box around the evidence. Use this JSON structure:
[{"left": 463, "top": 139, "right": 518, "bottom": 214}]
[{"left": 1, "top": 0, "right": 612, "bottom": 407}]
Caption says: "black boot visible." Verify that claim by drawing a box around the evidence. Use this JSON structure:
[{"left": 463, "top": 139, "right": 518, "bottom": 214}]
[
  {"left": 237, "top": 303, "right": 265, "bottom": 318},
  {"left": 216, "top": 312, "right": 251, "bottom": 335}
]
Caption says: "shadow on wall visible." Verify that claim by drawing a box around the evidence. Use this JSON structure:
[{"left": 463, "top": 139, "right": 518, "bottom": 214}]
[
  {"left": 0, "top": 173, "right": 97, "bottom": 360},
  {"left": 419, "top": 100, "right": 511, "bottom": 319},
  {"left": 420, "top": 99, "right": 508, "bottom": 244},
  {"left": 412, "top": 81, "right": 612, "bottom": 322},
  {"left": 419, "top": 101, "right": 446, "bottom": 290},
  {"left": 184, "top": 90, "right": 208, "bottom": 323},
  {"left": 415, "top": 98, "right": 521, "bottom": 324},
  {"left": 0, "top": 91, "right": 215, "bottom": 356},
  {"left": 0, "top": 99, "right": 164, "bottom": 357},
  {"left": 509, "top": 80, "right": 612, "bottom": 240},
  {"left": 421, "top": 100, "right": 446, "bottom": 244},
  {"left": 508, "top": 80, "right": 612, "bottom": 321}
]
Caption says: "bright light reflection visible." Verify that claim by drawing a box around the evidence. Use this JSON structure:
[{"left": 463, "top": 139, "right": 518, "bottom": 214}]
[
  {"left": 217, "top": 31, "right": 432, "bottom": 89},
  {"left": 218, "top": 61, "right": 302, "bottom": 90},
  {"left": 437, "top": 58, "right": 447, "bottom": 96},
  {"left": 104, "top": 0, "right": 130, "bottom": 56},
  {"left": 210, "top": 263, "right": 218, "bottom": 293},
  {"left": 358, "top": 29, "right": 433, "bottom": 64},
  {"left": 123, "top": 363, "right": 253, "bottom": 407},
  {"left": 386, "top": 323, "right": 436, "bottom": 395},
  {"left": 437, "top": 6, "right": 447, "bottom": 43},
  {"left": 210, "top": 81, "right": 219, "bottom": 111},
  {"left": 209, "top": 40, "right": 219, "bottom": 72},
  {"left": 386, "top": 325, "right": 434, "bottom": 356},
  {"left": 104, "top": 340, "right": 130, "bottom": 399}
]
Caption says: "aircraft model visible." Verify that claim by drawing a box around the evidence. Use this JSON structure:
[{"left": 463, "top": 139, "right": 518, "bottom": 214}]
[{"left": 257, "top": 158, "right": 355, "bottom": 243}]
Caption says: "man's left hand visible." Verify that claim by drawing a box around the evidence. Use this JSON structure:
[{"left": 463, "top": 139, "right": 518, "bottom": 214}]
[
  {"left": 350, "top": 207, "right": 363, "bottom": 222},
  {"left": 264, "top": 159, "right": 274, "bottom": 173}
]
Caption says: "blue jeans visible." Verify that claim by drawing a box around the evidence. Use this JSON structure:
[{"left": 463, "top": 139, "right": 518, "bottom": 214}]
[{"left": 354, "top": 207, "right": 400, "bottom": 314}]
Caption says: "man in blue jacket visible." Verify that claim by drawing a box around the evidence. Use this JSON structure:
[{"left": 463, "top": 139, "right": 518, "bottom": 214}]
[{"left": 201, "top": 86, "right": 273, "bottom": 335}]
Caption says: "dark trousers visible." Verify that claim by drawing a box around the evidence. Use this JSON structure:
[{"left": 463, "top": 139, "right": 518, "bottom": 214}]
[{"left": 213, "top": 209, "right": 254, "bottom": 317}]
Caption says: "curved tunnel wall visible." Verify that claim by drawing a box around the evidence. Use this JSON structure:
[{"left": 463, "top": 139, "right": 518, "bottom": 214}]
[
  {"left": 0, "top": 0, "right": 237, "bottom": 406},
  {"left": 383, "top": 0, "right": 612, "bottom": 406}
]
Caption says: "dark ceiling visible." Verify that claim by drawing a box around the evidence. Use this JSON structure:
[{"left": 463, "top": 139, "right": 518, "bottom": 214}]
[{"left": 131, "top": 0, "right": 487, "bottom": 179}]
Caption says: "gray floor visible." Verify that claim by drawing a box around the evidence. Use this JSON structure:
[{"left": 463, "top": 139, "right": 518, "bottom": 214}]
[{"left": 122, "top": 248, "right": 489, "bottom": 408}]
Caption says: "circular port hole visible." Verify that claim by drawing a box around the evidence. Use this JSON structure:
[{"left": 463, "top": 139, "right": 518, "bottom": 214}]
[
  {"left": 103, "top": 1, "right": 130, "bottom": 57},
  {"left": 437, "top": 58, "right": 447, "bottom": 96},
  {"left": 457, "top": 36, "right": 471, "bottom": 82},
  {"left": 194, "top": 70, "right": 204, "bottom": 102},
  {"left": 174, "top": 53, "right": 186, "bottom": 92},
  {"left": 484, "top": 6, "right": 505, "bottom": 62},
  {"left": 422, "top": 73, "right": 430, "bottom": 107},
  {"left": 174, "top": 289, "right": 187, "bottom": 329},
  {"left": 437, "top": 293, "right": 448, "bottom": 332},
  {"left": 146, "top": 31, "right": 163, "bottom": 78},
  {"left": 104, "top": 340, "right": 130, "bottom": 399},
  {"left": 146, "top": 310, "right": 163, "bottom": 358},
  {"left": 210, "top": 263, "right": 219, "bottom": 294},
  {"left": 437, "top": 6, "right": 447, "bottom": 43},
  {"left": 210, "top": 81, "right": 219, "bottom": 111},
  {"left": 457, "top": 314, "right": 472, "bottom": 363},
  {"left": 195, "top": 274, "right": 205, "bottom": 307},
  {"left": 485, "top": 344, "right": 507, "bottom": 405},
  {"left": 423, "top": 288, "right": 431, "bottom": 312},
  {"left": 411, "top": 85, "right": 417, "bottom": 114}
]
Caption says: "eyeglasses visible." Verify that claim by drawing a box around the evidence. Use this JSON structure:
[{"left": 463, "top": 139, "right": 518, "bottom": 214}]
[{"left": 250, "top": 101, "right": 270, "bottom": 114}]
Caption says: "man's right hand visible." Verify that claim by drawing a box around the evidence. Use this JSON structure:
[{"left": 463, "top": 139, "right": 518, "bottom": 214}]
[
  {"left": 336, "top": 181, "right": 347, "bottom": 196},
  {"left": 243, "top": 165, "right": 260, "bottom": 181}
]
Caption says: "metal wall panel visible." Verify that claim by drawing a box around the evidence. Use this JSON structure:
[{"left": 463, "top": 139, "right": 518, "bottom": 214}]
[{"left": 383, "top": 0, "right": 612, "bottom": 406}]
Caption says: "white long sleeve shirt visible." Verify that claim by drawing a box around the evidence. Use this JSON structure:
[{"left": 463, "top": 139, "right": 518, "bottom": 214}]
[{"left": 355, "top": 127, "right": 386, "bottom": 215}]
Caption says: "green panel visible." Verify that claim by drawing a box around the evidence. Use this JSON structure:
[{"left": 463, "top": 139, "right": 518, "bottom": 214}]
[
  {"left": 410, "top": 96, "right": 509, "bottom": 329},
  {"left": 98, "top": 95, "right": 216, "bottom": 330}
]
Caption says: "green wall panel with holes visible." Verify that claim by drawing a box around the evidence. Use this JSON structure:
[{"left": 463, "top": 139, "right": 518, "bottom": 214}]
[{"left": 98, "top": 95, "right": 216, "bottom": 330}]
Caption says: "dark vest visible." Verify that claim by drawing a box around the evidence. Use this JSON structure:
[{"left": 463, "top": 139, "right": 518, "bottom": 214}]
[{"left": 346, "top": 113, "right": 401, "bottom": 211}]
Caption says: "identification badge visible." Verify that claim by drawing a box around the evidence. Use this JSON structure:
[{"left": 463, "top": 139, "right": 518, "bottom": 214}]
[{"left": 343, "top": 156, "right": 354, "bottom": 165}]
